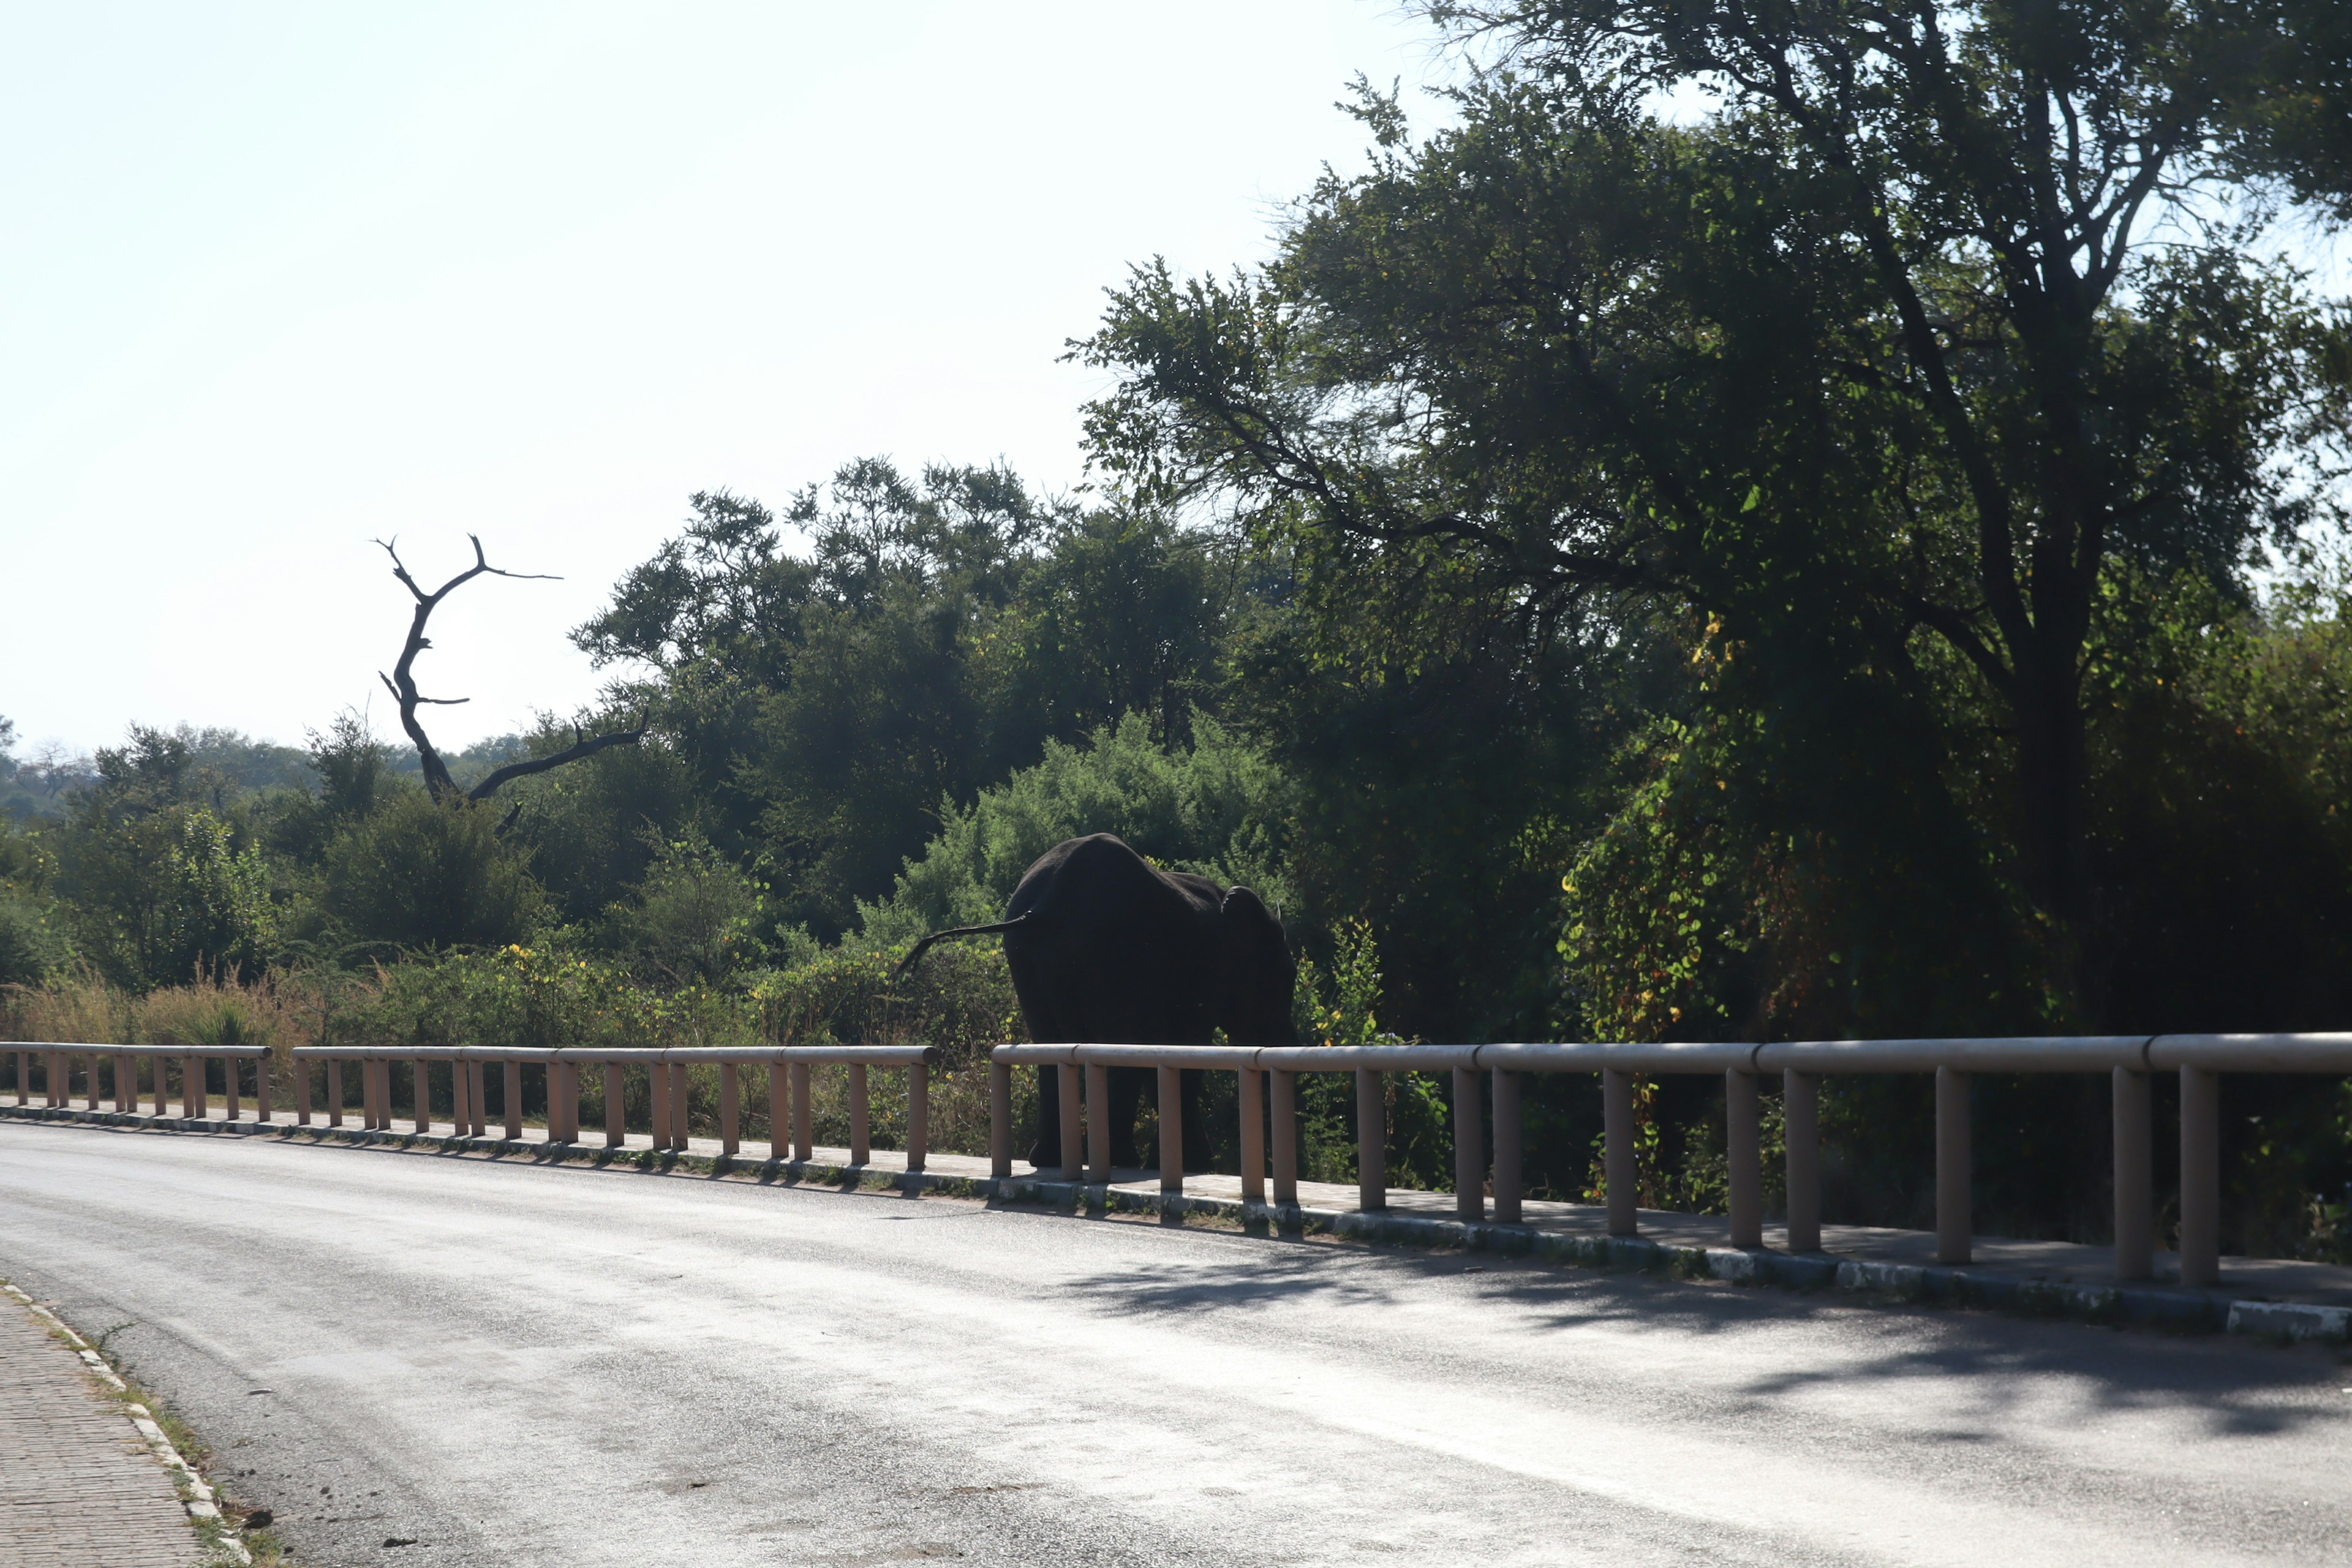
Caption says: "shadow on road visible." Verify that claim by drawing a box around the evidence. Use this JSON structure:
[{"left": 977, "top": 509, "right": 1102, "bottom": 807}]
[{"left": 1053, "top": 1229, "right": 2352, "bottom": 1438}]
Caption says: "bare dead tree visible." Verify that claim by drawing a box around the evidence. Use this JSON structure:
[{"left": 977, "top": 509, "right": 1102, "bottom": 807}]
[{"left": 375, "top": 535, "right": 645, "bottom": 804}]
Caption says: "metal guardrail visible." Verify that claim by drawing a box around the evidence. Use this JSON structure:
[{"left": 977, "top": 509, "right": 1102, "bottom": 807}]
[
  {"left": 6, "top": 1041, "right": 272, "bottom": 1122},
  {"left": 16, "top": 1031, "right": 2349, "bottom": 1292},
  {"left": 284, "top": 1044, "right": 938, "bottom": 1170},
  {"left": 989, "top": 1035, "right": 2352, "bottom": 1290}
]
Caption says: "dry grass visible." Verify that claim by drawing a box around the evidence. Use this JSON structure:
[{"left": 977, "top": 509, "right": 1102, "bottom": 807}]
[{"left": 4, "top": 969, "right": 1039, "bottom": 1158}]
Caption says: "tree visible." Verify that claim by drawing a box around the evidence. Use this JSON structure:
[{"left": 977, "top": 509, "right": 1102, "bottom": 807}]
[
  {"left": 375, "top": 536, "right": 645, "bottom": 802},
  {"left": 1079, "top": 4, "right": 2352, "bottom": 1019},
  {"left": 47, "top": 728, "right": 277, "bottom": 984}
]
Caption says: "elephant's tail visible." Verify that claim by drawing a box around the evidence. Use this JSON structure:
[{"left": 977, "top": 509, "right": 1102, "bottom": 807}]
[{"left": 892, "top": 914, "right": 1033, "bottom": 977}]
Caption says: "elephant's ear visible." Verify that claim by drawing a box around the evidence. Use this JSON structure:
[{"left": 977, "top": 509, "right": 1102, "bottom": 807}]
[
  {"left": 1219, "top": 885, "right": 1275, "bottom": 930},
  {"left": 1218, "top": 886, "right": 1295, "bottom": 1041},
  {"left": 1218, "top": 884, "right": 1281, "bottom": 980}
]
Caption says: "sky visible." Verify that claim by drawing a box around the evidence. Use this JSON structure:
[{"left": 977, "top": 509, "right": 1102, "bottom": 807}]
[{"left": 0, "top": 2, "right": 1453, "bottom": 759}]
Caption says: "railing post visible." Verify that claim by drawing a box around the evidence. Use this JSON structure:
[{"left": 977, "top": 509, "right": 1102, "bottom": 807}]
[
  {"left": 1158, "top": 1064, "right": 1183, "bottom": 1196},
  {"left": 1084, "top": 1061, "right": 1111, "bottom": 1183},
  {"left": 1782, "top": 1069, "right": 1820, "bottom": 1252},
  {"left": 1355, "top": 1068, "right": 1385, "bottom": 1213},
  {"left": 467, "top": 1058, "right": 488, "bottom": 1137},
  {"left": 1491, "top": 1068, "right": 1522, "bottom": 1224},
  {"left": 186, "top": 1052, "right": 205, "bottom": 1119},
  {"left": 770, "top": 1060, "right": 791, "bottom": 1162},
  {"left": 153, "top": 1055, "right": 168, "bottom": 1116},
  {"left": 408, "top": 1057, "right": 426, "bottom": 1134},
  {"left": 256, "top": 1054, "right": 273, "bottom": 1123},
  {"left": 224, "top": 1055, "right": 241, "bottom": 1121},
  {"left": 847, "top": 1062, "right": 870, "bottom": 1164},
  {"left": 1452, "top": 1066, "right": 1483, "bottom": 1223},
  {"left": 47, "top": 1049, "right": 62, "bottom": 1108},
  {"left": 85, "top": 1053, "right": 101, "bottom": 1111},
  {"left": 296, "top": 1056, "right": 312, "bottom": 1125},
  {"left": 1271, "top": 1069, "right": 1299, "bottom": 1207},
  {"left": 326, "top": 1059, "right": 344, "bottom": 1128},
  {"left": 1238, "top": 1068, "right": 1266, "bottom": 1206},
  {"left": 1726, "top": 1068, "right": 1760, "bottom": 1248},
  {"left": 10, "top": 1049, "right": 21, "bottom": 1105},
  {"left": 450, "top": 1056, "right": 470, "bottom": 1136},
  {"left": 649, "top": 1059, "right": 671, "bottom": 1151},
  {"left": 503, "top": 1060, "right": 523, "bottom": 1141},
  {"left": 987, "top": 1059, "right": 1011, "bottom": 1179},
  {"left": 720, "top": 1061, "right": 741, "bottom": 1156},
  {"left": 2180, "top": 1065, "right": 2220, "bottom": 1287},
  {"left": 907, "top": 1060, "right": 928, "bottom": 1175},
  {"left": 1936, "top": 1065, "right": 1972, "bottom": 1265},
  {"left": 364, "top": 1059, "right": 380, "bottom": 1129},
  {"left": 2113, "top": 1066, "right": 2153, "bottom": 1281},
  {"left": 115, "top": 1053, "right": 135, "bottom": 1114},
  {"left": 668, "top": 1061, "right": 689, "bottom": 1148},
  {"left": 1603, "top": 1068, "right": 1637, "bottom": 1236},
  {"left": 791, "top": 1060, "right": 813, "bottom": 1161},
  {"left": 606, "top": 1062, "right": 626, "bottom": 1149},
  {"left": 1057, "top": 1061, "right": 1083, "bottom": 1182}
]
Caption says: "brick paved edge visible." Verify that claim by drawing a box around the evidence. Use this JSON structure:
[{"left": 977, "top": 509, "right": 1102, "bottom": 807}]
[
  {"left": 11, "top": 1101, "right": 2345, "bottom": 1344},
  {"left": 2, "top": 1282, "right": 252, "bottom": 1566}
]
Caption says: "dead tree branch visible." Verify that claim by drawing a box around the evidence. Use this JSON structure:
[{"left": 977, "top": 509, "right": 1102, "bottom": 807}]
[
  {"left": 467, "top": 718, "right": 647, "bottom": 802},
  {"left": 374, "top": 535, "right": 641, "bottom": 803}
]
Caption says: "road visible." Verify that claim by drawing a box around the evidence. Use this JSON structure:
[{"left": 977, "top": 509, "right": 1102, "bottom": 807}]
[{"left": 1, "top": 1120, "right": 2346, "bottom": 1568}]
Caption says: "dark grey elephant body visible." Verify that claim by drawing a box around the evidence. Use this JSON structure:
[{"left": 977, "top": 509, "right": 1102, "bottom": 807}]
[{"left": 902, "top": 832, "right": 1297, "bottom": 1170}]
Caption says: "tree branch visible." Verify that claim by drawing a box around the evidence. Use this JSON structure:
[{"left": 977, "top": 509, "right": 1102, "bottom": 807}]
[
  {"left": 372, "top": 535, "right": 595, "bottom": 804},
  {"left": 468, "top": 719, "right": 650, "bottom": 802}
]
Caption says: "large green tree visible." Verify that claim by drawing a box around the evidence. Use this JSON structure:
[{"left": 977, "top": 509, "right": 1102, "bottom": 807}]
[{"left": 1080, "top": 1, "right": 2352, "bottom": 1022}]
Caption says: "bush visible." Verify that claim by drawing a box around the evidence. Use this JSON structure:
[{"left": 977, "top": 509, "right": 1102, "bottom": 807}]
[
  {"left": 323, "top": 793, "right": 545, "bottom": 953},
  {"left": 854, "top": 712, "right": 1294, "bottom": 946},
  {"left": 0, "top": 897, "right": 69, "bottom": 986}
]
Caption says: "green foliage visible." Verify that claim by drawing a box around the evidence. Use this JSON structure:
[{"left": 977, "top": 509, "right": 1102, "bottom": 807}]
[
  {"left": 606, "top": 835, "right": 766, "bottom": 986},
  {"left": 0, "top": 895, "right": 70, "bottom": 987},
  {"left": 1078, "top": 21, "right": 2352, "bottom": 1023},
  {"left": 48, "top": 733, "right": 281, "bottom": 986},
  {"left": 320, "top": 792, "right": 543, "bottom": 955},
  {"left": 752, "top": 940, "right": 1020, "bottom": 1054},
  {"left": 1289, "top": 919, "right": 1453, "bottom": 1191},
  {"left": 576, "top": 466, "right": 1238, "bottom": 940},
  {"left": 855, "top": 712, "right": 1292, "bottom": 946}
]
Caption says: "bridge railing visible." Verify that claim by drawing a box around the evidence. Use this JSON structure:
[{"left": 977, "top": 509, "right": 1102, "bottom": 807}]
[
  {"left": 989, "top": 1035, "right": 2352, "bottom": 1289},
  {"left": 6, "top": 1041, "right": 272, "bottom": 1121},
  {"left": 285, "top": 1044, "right": 938, "bottom": 1169}
]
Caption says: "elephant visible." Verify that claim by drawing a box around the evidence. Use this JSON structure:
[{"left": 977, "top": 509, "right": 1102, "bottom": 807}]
[{"left": 899, "top": 832, "right": 1297, "bottom": 1170}]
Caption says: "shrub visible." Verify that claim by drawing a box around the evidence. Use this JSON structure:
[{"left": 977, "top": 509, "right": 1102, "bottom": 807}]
[{"left": 322, "top": 793, "right": 545, "bottom": 953}]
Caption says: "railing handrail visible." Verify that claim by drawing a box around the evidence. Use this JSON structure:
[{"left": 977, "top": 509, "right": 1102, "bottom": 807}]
[
  {"left": 987, "top": 1033, "right": 2352, "bottom": 1074},
  {"left": 1, "top": 1041, "right": 269, "bottom": 1058},
  {"left": 286, "top": 1044, "right": 940, "bottom": 1065}
]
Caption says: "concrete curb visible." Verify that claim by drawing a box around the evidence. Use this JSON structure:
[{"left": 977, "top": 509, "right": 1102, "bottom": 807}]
[{"left": 10, "top": 1102, "right": 2342, "bottom": 1343}]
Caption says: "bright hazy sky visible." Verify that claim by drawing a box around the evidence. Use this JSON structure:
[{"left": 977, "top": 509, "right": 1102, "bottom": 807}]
[{"left": 1, "top": 2, "right": 1451, "bottom": 758}]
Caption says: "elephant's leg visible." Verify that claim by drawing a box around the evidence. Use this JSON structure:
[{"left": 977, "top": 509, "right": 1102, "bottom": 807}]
[
  {"left": 1027, "top": 1064, "right": 1061, "bottom": 1169},
  {"left": 1108, "top": 1066, "right": 1148, "bottom": 1169}
]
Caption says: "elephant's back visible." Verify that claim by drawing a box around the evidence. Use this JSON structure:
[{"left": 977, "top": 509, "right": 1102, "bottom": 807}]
[{"left": 1000, "top": 834, "right": 1219, "bottom": 1042}]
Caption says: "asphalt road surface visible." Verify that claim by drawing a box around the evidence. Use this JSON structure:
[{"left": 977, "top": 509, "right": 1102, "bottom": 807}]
[{"left": 2, "top": 1120, "right": 2348, "bottom": 1567}]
